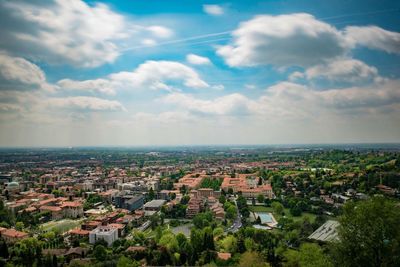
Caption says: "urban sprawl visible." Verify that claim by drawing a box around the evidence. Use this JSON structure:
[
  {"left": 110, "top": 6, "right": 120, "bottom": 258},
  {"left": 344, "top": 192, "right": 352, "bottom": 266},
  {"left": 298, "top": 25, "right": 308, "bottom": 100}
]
[{"left": 0, "top": 146, "right": 399, "bottom": 266}]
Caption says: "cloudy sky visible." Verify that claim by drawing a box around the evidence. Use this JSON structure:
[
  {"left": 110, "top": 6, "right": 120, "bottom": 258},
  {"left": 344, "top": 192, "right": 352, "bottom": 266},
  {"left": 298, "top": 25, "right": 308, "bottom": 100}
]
[{"left": 0, "top": 0, "right": 399, "bottom": 147}]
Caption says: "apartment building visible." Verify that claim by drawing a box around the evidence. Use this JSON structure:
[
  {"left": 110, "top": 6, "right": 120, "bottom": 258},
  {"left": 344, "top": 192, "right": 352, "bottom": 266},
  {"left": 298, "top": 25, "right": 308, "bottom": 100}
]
[{"left": 89, "top": 226, "right": 119, "bottom": 246}]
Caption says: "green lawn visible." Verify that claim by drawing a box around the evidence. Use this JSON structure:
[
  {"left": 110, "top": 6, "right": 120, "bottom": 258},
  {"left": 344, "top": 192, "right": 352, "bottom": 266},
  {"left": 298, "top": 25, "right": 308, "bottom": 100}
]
[
  {"left": 249, "top": 206, "right": 273, "bottom": 212},
  {"left": 41, "top": 219, "right": 83, "bottom": 233}
]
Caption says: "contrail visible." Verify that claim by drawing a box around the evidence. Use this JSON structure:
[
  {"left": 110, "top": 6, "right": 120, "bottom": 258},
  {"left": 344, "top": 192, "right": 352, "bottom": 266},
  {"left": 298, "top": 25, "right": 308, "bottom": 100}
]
[
  {"left": 120, "top": 8, "right": 399, "bottom": 52},
  {"left": 121, "top": 31, "right": 232, "bottom": 52},
  {"left": 320, "top": 8, "right": 399, "bottom": 21}
]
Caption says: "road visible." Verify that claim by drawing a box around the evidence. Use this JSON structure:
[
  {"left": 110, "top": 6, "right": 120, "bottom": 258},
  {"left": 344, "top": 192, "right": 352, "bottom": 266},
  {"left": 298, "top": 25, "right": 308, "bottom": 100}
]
[{"left": 226, "top": 199, "right": 242, "bottom": 233}]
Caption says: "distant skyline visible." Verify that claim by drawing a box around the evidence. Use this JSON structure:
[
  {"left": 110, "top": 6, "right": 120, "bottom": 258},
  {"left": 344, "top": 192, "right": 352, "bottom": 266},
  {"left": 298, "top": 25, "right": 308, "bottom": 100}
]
[{"left": 0, "top": 0, "right": 399, "bottom": 147}]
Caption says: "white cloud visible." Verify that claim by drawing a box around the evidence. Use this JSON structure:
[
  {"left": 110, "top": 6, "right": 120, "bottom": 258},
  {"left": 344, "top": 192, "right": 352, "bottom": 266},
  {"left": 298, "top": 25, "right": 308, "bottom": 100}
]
[
  {"left": 262, "top": 80, "right": 400, "bottom": 115},
  {"left": 0, "top": 52, "right": 53, "bottom": 91},
  {"left": 162, "top": 92, "right": 257, "bottom": 116},
  {"left": 58, "top": 60, "right": 209, "bottom": 94},
  {"left": 304, "top": 58, "right": 379, "bottom": 83},
  {"left": 320, "top": 80, "right": 400, "bottom": 110},
  {"left": 0, "top": 103, "right": 24, "bottom": 112},
  {"left": 217, "top": 13, "right": 349, "bottom": 67},
  {"left": 288, "top": 71, "right": 304, "bottom": 81},
  {"left": 160, "top": 78, "right": 400, "bottom": 120},
  {"left": 0, "top": 0, "right": 174, "bottom": 67},
  {"left": 49, "top": 96, "right": 125, "bottom": 112},
  {"left": 345, "top": 26, "right": 400, "bottom": 54},
  {"left": 57, "top": 79, "right": 115, "bottom": 95},
  {"left": 132, "top": 111, "right": 194, "bottom": 124},
  {"left": 203, "top": 5, "right": 224, "bottom": 16},
  {"left": 186, "top": 54, "right": 212, "bottom": 65},
  {"left": 147, "top": 26, "right": 173, "bottom": 39},
  {"left": 245, "top": 84, "right": 257, "bottom": 90},
  {"left": 111, "top": 60, "right": 209, "bottom": 90},
  {"left": 141, "top": 39, "right": 157, "bottom": 46}
]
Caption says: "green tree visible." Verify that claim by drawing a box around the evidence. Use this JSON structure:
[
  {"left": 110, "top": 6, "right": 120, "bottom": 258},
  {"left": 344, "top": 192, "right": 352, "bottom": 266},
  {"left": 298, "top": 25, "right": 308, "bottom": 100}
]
[
  {"left": 190, "top": 228, "right": 203, "bottom": 263},
  {"left": 331, "top": 196, "right": 400, "bottom": 267},
  {"left": 289, "top": 205, "right": 302, "bottom": 217},
  {"left": 0, "top": 238, "right": 9, "bottom": 258},
  {"left": 226, "top": 206, "right": 237, "bottom": 220},
  {"left": 10, "top": 237, "right": 43, "bottom": 266},
  {"left": 271, "top": 202, "right": 284, "bottom": 216},
  {"left": 219, "top": 235, "right": 237, "bottom": 254},
  {"left": 285, "top": 243, "right": 333, "bottom": 267},
  {"left": 93, "top": 244, "right": 107, "bottom": 262},
  {"left": 238, "top": 251, "right": 269, "bottom": 267},
  {"left": 193, "top": 212, "right": 213, "bottom": 229},
  {"left": 202, "top": 227, "right": 215, "bottom": 251},
  {"left": 228, "top": 188, "right": 234, "bottom": 195},
  {"left": 117, "top": 255, "right": 138, "bottom": 267},
  {"left": 150, "top": 213, "right": 160, "bottom": 230},
  {"left": 257, "top": 194, "right": 265, "bottom": 204},
  {"left": 0, "top": 200, "right": 14, "bottom": 226},
  {"left": 219, "top": 195, "right": 226, "bottom": 204},
  {"left": 148, "top": 187, "right": 155, "bottom": 201},
  {"left": 158, "top": 232, "right": 179, "bottom": 252},
  {"left": 15, "top": 221, "right": 24, "bottom": 231}
]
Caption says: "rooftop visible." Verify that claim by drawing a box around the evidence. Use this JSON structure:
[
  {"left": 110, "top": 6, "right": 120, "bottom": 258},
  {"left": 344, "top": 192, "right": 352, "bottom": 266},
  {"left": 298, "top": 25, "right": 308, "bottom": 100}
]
[
  {"left": 308, "top": 220, "right": 339, "bottom": 242},
  {"left": 143, "top": 199, "right": 166, "bottom": 208}
]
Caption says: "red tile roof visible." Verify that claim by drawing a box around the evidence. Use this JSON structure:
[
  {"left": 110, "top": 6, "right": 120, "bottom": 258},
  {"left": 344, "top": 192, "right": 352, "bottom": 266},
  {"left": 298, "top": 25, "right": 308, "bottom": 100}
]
[
  {"left": 69, "top": 228, "right": 90, "bottom": 236},
  {"left": 40, "top": 205, "right": 62, "bottom": 212},
  {"left": 217, "top": 252, "right": 231, "bottom": 260},
  {"left": 1, "top": 229, "right": 29, "bottom": 239}
]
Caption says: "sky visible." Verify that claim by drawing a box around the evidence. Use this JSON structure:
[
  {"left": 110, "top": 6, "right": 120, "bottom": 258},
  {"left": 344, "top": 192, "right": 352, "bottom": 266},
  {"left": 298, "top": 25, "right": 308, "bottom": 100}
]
[{"left": 0, "top": 0, "right": 399, "bottom": 147}]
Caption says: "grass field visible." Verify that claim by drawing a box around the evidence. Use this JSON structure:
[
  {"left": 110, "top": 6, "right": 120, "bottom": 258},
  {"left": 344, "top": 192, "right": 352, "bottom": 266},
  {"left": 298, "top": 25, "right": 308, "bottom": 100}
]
[
  {"left": 249, "top": 206, "right": 273, "bottom": 212},
  {"left": 41, "top": 219, "right": 83, "bottom": 233}
]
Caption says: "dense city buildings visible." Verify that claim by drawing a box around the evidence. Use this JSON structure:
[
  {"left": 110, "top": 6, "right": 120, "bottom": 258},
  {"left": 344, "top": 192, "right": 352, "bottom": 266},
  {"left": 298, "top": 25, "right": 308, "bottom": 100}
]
[{"left": 0, "top": 146, "right": 399, "bottom": 266}]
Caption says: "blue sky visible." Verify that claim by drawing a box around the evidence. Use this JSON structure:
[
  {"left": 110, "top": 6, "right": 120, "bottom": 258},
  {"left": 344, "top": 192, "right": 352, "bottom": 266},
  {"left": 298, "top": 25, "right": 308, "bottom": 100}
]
[{"left": 0, "top": 0, "right": 399, "bottom": 146}]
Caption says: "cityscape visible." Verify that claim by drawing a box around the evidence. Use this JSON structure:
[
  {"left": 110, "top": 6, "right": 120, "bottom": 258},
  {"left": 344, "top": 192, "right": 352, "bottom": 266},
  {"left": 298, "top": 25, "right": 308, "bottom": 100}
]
[
  {"left": 0, "top": 146, "right": 399, "bottom": 266},
  {"left": 0, "top": 0, "right": 400, "bottom": 266}
]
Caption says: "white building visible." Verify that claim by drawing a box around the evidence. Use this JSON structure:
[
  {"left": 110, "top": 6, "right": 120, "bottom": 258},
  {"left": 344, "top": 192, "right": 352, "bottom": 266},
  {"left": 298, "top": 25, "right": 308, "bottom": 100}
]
[
  {"left": 89, "top": 226, "right": 118, "bottom": 246},
  {"left": 81, "top": 182, "right": 93, "bottom": 191}
]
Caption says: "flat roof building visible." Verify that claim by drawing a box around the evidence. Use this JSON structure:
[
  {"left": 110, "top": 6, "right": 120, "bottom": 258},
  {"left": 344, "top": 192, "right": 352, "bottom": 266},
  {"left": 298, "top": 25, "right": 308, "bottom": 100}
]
[
  {"left": 89, "top": 226, "right": 118, "bottom": 246},
  {"left": 143, "top": 199, "right": 166, "bottom": 211},
  {"left": 308, "top": 220, "right": 339, "bottom": 242}
]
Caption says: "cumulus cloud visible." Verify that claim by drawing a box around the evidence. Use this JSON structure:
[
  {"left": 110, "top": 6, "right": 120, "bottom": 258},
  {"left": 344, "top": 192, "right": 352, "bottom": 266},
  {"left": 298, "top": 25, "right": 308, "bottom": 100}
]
[
  {"left": 262, "top": 80, "right": 400, "bottom": 115},
  {"left": 0, "top": 0, "right": 173, "bottom": 67},
  {"left": 345, "top": 26, "right": 400, "bottom": 54},
  {"left": 162, "top": 92, "right": 257, "bottom": 116},
  {"left": 217, "top": 13, "right": 400, "bottom": 69},
  {"left": 0, "top": 103, "right": 23, "bottom": 113},
  {"left": 159, "top": 78, "right": 400, "bottom": 120},
  {"left": 132, "top": 111, "right": 194, "bottom": 124},
  {"left": 57, "top": 79, "right": 115, "bottom": 95},
  {"left": 49, "top": 96, "right": 125, "bottom": 112},
  {"left": 110, "top": 61, "right": 209, "bottom": 90},
  {"left": 304, "top": 58, "right": 379, "bottom": 84},
  {"left": 0, "top": 52, "right": 53, "bottom": 91},
  {"left": 203, "top": 5, "right": 224, "bottom": 16},
  {"left": 217, "top": 13, "right": 349, "bottom": 67},
  {"left": 186, "top": 54, "right": 212, "bottom": 65},
  {"left": 320, "top": 80, "right": 400, "bottom": 110},
  {"left": 60, "top": 60, "right": 209, "bottom": 94}
]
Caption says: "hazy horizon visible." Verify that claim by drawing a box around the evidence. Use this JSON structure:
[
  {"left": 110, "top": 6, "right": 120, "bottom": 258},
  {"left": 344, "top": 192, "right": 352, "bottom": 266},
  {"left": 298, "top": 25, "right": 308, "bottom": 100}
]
[{"left": 0, "top": 0, "right": 399, "bottom": 146}]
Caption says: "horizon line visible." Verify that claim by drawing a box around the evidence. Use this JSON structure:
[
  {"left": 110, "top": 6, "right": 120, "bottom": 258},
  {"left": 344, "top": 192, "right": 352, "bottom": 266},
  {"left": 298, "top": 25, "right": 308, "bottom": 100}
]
[{"left": 0, "top": 142, "right": 400, "bottom": 150}]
